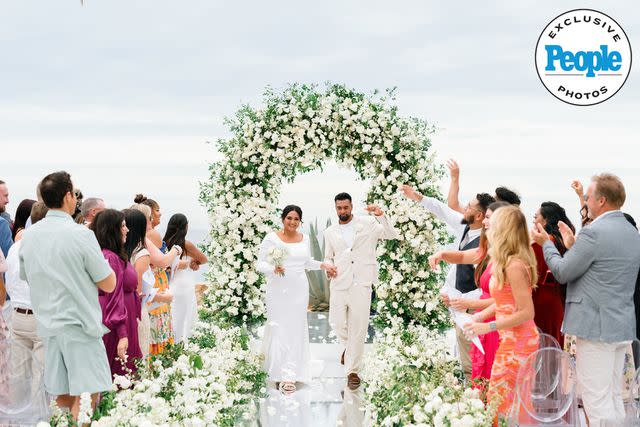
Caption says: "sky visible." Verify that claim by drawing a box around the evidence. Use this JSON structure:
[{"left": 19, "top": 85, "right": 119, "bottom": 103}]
[{"left": 1, "top": 1, "right": 639, "bottom": 242}]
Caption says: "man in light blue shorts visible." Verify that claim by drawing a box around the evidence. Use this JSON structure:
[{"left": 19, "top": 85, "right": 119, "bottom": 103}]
[{"left": 20, "top": 171, "right": 116, "bottom": 420}]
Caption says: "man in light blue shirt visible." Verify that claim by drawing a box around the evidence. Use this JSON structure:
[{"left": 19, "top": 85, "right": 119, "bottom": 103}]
[{"left": 20, "top": 171, "right": 116, "bottom": 420}]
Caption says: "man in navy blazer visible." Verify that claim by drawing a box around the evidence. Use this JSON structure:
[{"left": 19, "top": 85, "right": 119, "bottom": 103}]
[{"left": 532, "top": 173, "right": 640, "bottom": 426}]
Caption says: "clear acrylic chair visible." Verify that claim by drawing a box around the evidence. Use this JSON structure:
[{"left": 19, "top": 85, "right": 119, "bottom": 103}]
[
  {"left": 537, "top": 332, "right": 561, "bottom": 350},
  {"left": 508, "top": 347, "right": 579, "bottom": 426},
  {"left": 0, "top": 335, "right": 52, "bottom": 426}
]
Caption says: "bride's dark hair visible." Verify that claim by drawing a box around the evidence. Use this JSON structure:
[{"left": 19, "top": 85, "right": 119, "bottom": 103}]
[{"left": 281, "top": 205, "right": 303, "bottom": 222}]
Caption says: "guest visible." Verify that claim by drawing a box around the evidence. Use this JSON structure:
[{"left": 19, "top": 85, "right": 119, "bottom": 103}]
[
  {"left": 430, "top": 201, "right": 509, "bottom": 388},
  {"left": 19, "top": 171, "right": 116, "bottom": 420},
  {"left": 532, "top": 173, "right": 640, "bottom": 425},
  {"left": 91, "top": 209, "right": 142, "bottom": 376},
  {"left": 401, "top": 176, "right": 494, "bottom": 381},
  {"left": 135, "top": 194, "right": 178, "bottom": 354},
  {"left": 531, "top": 202, "right": 574, "bottom": 347},
  {"left": 494, "top": 186, "right": 521, "bottom": 206},
  {"left": 81, "top": 198, "right": 106, "bottom": 227},
  {"left": 11, "top": 199, "right": 36, "bottom": 241},
  {"left": 124, "top": 208, "right": 169, "bottom": 358},
  {"left": 72, "top": 188, "right": 84, "bottom": 224},
  {"left": 0, "top": 180, "right": 11, "bottom": 224},
  {"left": 626, "top": 214, "right": 640, "bottom": 343},
  {"left": 463, "top": 206, "right": 539, "bottom": 424},
  {"left": 164, "top": 213, "right": 208, "bottom": 343},
  {"left": 5, "top": 202, "right": 48, "bottom": 396},
  {"left": 0, "top": 212, "right": 11, "bottom": 258},
  {"left": 0, "top": 250, "right": 8, "bottom": 395}
]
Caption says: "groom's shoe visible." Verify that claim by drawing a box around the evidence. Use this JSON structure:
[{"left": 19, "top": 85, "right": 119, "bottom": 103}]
[
  {"left": 340, "top": 350, "right": 345, "bottom": 365},
  {"left": 347, "top": 373, "right": 361, "bottom": 390}
]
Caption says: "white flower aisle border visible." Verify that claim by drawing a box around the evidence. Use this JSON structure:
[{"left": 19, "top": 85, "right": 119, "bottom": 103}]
[
  {"left": 47, "top": 323, "right": 266, "bottom": 427},
  {"left": 362, "top": 322, "right": 490, "bottom": 426},
  {"left": 199, "top": 82, "right": 452, "bottom": 330}
]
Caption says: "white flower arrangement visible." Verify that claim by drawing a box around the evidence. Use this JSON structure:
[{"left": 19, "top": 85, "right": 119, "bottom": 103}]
[
  {"left": 84, "top": 322, "right": 265, "bottom": 426},
  {"left": 362, "top": 322, "right": 489, "bottom": 426},
  {"left": 266, "top": 246, "right": 289, "bottom": 276}
]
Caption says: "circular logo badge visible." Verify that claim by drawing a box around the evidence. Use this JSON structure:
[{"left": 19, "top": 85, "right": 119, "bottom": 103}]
[{"left": 535, "top": 9, "right": 632, "bottom": 106}]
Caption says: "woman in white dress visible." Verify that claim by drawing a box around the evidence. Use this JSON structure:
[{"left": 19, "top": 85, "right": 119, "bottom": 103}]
[
  {"left": 164, "top": 213, "right": 208, "bottom": 344},
  {"left": 256, "top": 205, "right": 336, "bottom": 394}
]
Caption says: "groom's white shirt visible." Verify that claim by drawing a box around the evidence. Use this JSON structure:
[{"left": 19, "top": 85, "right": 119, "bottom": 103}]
[{"left": 323, "top": 214, "right": 401, "bottom": 290}]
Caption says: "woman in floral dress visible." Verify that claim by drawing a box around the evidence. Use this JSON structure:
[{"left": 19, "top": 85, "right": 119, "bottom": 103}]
[{"left": 462, "top": 206, "right": 539, "bottom": 425}]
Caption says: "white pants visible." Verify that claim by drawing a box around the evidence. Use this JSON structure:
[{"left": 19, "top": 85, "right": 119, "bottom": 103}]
[
  {"left": 329, "top": 284, "right": 371, "bottom": 375},
  {"left": 576, "top": 337, "right": 628, "bottom": 426}
]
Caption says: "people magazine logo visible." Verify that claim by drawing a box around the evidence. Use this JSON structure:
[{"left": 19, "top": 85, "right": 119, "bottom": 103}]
[{"left": 535, "top": 9, "right": 632, "bottom": 106}]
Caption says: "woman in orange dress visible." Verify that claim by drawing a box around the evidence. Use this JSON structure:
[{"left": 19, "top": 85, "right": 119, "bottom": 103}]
[{"left": 463, "top": 206, "right": 540, "bottom": 425}]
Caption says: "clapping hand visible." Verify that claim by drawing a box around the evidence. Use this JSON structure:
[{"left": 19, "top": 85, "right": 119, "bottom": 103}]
[
  {"left": 530, "top": 223, "right": 551, "bottom": 246},
  {"left": 399, "top": 185, "right": 424, "bottom": 202},
  {"left": 558, "top": 220, "right": 576, "bottom": 249},
  {"left": 446, "top": 159, "right": 460, "bottom": 181},
  {"left": 189, "top": 259, "right": 201, "bottom": 271},
  {"left": 463, "top": 319, "right": 490, "bottom": 340}
]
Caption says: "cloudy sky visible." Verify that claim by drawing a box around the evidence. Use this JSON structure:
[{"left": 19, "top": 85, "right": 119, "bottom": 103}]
[{"left": 1, "top": 1, "right": 639, "bottom": 240}]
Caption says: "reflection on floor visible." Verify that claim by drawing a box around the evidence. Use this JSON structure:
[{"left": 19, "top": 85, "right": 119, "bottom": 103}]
[
  {"left": 307, "top": 312, "right": 375, "bottom": 344},
  {"left": 255, "top": 312, "right": 371, "bottom": 426}
]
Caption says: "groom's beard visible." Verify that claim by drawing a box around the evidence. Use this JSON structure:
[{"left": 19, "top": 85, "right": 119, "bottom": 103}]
[{"left": 339, "top": 214, "right": 352, "bottom": 222}]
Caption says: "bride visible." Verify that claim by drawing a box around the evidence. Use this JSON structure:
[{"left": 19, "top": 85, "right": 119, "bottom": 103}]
[{"left": 256, "top": 205, "right": 336, "bottom": 394}]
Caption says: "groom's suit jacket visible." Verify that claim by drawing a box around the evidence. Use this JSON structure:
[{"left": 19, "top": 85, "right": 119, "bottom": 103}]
[{"left": 323, "top": 215, "right": 400, "bottom": 291}]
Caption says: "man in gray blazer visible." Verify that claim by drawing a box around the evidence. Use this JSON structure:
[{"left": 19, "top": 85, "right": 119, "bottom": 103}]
[{"left": 532, "top": 173, "right": 640, "bottom": 426}]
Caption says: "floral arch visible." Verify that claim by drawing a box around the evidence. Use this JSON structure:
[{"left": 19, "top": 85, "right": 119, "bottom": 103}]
[{"left": 199, "top": 83, "right": 452, "bottom": 330}]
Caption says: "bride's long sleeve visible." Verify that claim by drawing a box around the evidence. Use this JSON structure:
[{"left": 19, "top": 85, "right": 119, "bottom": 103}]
[
  {"left": 256, "top": 234, "right": 275, "bottom": 275},
  {"left": 304, "top": 237, "right": 323, "bottom": 271}
]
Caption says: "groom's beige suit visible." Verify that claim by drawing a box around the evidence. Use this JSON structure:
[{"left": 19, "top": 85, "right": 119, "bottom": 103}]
[{"left": 323, "top": 214, "right": 400, "bottom": 374}]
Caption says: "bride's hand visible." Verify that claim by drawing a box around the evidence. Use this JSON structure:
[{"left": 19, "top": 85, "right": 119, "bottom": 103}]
[
  {"left": 321, "top": 263, "right": 337, "bottom": 278},
  {"left": 274, "top": 266, "right": 285, "bottom": 275}
]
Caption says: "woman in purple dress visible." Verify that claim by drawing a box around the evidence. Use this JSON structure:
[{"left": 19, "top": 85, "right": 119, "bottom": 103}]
[{"left": 91, "top": 209, "right": 142, "bottom": 377}]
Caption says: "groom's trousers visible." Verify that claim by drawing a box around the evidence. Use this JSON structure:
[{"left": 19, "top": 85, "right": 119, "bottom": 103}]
[{"left": 329, "top": 283, "right": 372, "bottom": 375}]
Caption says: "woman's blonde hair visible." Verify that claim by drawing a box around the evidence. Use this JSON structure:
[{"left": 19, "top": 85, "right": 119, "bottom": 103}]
[
  {"left": 487, "top": 205, "right": 537, "bottom": 290},
  {"left": 130, "top": 203, "right": 152, "bottom": 220}
]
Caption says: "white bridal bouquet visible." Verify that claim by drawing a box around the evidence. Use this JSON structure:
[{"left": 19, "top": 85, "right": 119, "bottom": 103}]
[{"left": 267, "top": 246, "right": 289, "bottom": 276}]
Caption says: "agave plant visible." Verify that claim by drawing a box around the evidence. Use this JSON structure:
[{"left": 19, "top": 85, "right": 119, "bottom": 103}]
[{"left": 306, "top": 218, "right": 331, "bottom": 311}]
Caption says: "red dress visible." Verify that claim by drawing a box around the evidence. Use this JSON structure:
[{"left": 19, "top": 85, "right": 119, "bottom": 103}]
[
  {"left": 471, "top": 263, "right": 500, "bottom": 382},
  {"left": 531, "top": 242, "right": 565, "bottom": 347}
]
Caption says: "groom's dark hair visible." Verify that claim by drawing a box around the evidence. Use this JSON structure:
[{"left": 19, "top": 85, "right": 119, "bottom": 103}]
[{"left": 334, "top": 192, "right": 352, "bottom": 203}]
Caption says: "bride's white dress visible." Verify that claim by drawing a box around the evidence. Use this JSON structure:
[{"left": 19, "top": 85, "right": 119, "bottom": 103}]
[
  {"left": 256, "top": 232, "right": 322, "bottom": 383},
  {"left": 171, "top": 256, "right": 197, "bottom": 343}
]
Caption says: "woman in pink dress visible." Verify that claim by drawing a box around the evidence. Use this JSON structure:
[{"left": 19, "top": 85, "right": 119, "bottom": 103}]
[
  {"left": 91, "top": 209, "right": 142, "bottom": 377},
  {"left": 431, "top": 202, "right": 509, "bottom": 387}
]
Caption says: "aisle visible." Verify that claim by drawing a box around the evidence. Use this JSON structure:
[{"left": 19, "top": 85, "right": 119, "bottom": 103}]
[
  {"left": 255, "top": 312, "right": 371, "bottom": 426},
  {"left": 257, "top": 343, "right": 369, "bottom": 427}
]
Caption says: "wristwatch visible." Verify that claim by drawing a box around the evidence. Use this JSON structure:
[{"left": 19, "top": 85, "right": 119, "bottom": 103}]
[{"left": 489, "top": 321, "right": 497, "bottom": 332}]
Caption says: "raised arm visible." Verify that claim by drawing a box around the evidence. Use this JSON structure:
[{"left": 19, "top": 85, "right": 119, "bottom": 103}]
[
  {"left": 446, "top": 159, "right": 464, "bottom": 214},
  {"left": 399, "top": 185, "right": 465, "bottom": 233}
]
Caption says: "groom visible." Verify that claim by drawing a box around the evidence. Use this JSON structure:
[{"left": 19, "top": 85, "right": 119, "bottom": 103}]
[{"left": 323, "top": 192, "right": 400, "bottom": 390}]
